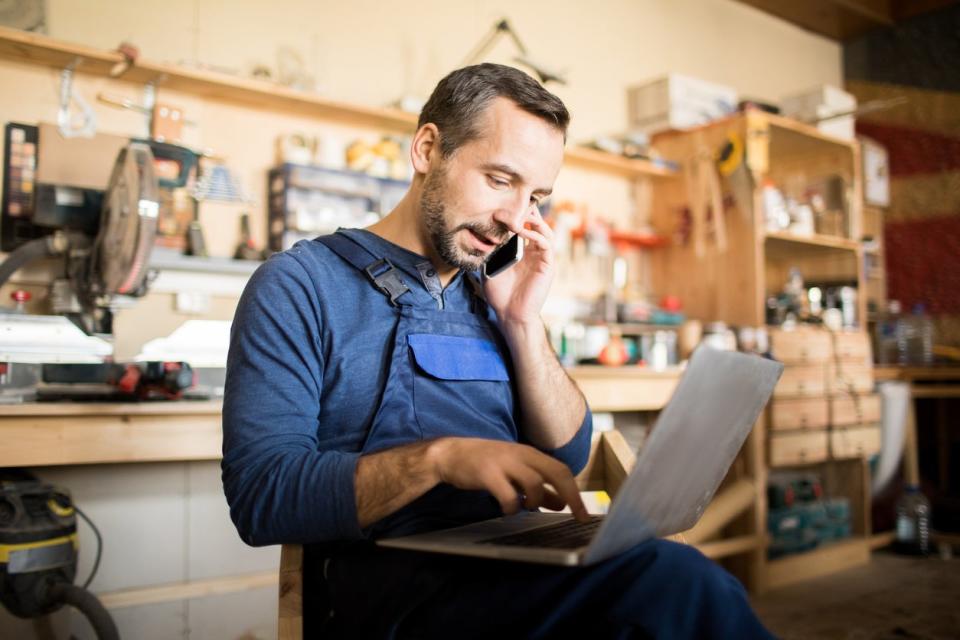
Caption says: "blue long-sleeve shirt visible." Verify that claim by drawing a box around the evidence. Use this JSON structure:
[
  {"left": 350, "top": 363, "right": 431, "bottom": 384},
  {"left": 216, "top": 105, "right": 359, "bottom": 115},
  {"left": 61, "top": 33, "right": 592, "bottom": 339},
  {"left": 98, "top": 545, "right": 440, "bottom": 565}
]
[{"left": 222, "top": 229, "right": 592, "bottom": 546}]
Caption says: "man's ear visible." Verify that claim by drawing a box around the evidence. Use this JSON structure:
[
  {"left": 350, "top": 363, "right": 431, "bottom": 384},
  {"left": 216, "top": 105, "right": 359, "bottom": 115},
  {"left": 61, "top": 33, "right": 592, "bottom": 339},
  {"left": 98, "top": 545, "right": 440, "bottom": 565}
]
[{"left": 410, "top": 123, "right": 440, "bottom": 174}]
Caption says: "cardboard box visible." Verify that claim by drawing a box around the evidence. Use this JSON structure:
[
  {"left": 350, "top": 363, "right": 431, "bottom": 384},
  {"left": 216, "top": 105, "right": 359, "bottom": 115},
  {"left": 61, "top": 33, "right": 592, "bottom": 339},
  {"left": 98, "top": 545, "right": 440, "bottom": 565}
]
[
  {"left": 628, "top": 74, "right": 738, "bottom": 134},
  {"left": 781, "top": 85, "right": 857, "bottom": 141}
]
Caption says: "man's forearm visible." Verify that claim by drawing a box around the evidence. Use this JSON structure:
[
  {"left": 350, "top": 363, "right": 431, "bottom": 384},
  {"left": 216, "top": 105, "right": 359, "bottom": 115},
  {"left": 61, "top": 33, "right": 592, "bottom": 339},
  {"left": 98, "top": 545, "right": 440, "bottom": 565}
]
[
  {"left": 354, "top": 440, "right": 441, "bottom": 528},
  {"left": 502, "top": 319, "right": 586, "bottom": 450}
]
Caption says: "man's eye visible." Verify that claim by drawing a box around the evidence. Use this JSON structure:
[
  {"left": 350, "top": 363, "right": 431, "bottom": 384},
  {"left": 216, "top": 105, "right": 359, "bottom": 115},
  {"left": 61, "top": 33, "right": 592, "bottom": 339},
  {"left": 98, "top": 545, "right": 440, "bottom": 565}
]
[{"left": 489, "top": 176, "right": 509, "bottom": 188}]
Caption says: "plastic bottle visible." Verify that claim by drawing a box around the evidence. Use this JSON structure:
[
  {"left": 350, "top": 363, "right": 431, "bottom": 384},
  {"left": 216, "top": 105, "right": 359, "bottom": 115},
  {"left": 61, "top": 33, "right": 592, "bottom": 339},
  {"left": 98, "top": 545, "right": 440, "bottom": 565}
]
[
  {"left": 875, "top": 300, "right": 901, "bottom": 365},
  {"left": 897, "top": 303, "right": 934, "bottom": 365},
  {"left": 894, "top": 484, "right": 931, "bottom": 555}
]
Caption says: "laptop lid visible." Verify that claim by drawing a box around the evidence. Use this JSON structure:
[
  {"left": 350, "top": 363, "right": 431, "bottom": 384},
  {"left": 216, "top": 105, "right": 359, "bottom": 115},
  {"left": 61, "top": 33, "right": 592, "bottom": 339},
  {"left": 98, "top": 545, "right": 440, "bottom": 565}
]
[{"left": 583, "top": 347, "right": 783, "bottom": 564}]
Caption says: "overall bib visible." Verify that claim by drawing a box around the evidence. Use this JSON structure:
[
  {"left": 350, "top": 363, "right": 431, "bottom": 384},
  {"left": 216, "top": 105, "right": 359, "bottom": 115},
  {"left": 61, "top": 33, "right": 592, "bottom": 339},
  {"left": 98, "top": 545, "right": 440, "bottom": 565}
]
[
  {"left": 311, "top": 231, "right": 775, "bottom": 640},
  {"left": 316, "top": 230, "right": 519, "bottom": 538}
]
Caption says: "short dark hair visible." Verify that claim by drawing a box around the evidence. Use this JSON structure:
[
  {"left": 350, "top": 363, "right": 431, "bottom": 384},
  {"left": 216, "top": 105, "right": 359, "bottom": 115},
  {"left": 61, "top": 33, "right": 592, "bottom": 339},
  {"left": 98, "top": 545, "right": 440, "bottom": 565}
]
[{"left": 417, "top": 63, "right": 570, "bottom": 158}]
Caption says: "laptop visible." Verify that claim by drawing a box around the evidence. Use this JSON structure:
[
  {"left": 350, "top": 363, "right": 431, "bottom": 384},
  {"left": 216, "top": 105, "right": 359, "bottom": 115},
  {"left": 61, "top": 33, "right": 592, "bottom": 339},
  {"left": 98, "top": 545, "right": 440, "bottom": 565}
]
[{"left": 377, "top": 346, "right": 783, "bottom": 566}]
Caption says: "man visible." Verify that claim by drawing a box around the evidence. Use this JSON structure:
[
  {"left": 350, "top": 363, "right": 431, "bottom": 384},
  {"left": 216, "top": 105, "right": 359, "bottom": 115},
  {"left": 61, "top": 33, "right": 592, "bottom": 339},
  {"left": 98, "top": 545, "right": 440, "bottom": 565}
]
[{"left": 223, "top": 63, "right": 774, "bottom": 638}]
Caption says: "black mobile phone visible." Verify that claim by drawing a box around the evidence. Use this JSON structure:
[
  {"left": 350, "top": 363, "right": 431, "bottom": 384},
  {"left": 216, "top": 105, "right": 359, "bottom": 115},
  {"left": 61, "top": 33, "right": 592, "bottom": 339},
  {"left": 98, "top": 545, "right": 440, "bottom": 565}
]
[{"left": 483, "top": 233, "right": 523, "bottom": 278}]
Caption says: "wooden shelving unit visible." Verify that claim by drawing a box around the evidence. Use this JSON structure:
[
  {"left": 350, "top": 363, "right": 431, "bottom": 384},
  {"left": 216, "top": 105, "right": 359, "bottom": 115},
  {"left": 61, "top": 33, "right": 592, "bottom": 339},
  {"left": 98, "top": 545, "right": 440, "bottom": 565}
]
[
  {"left": 648, "top": 111, "right": 873, "bottom": 593},
  {"left": 0, "top": 25, "right": 676, "bottom": 181}
]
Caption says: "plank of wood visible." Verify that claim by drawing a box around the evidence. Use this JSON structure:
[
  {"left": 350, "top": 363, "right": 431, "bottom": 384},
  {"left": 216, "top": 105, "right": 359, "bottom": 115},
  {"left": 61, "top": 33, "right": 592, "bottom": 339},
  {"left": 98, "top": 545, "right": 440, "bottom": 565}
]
[
  {"left": 765, "top": 538, "right": 870, "bottom": 590},
  {"left": 869, "top": 531, "right": 896, "bottom": 550},
  {"left": 0, "top": 414, "right": 222, "bottom": 466},
  {"left": 600, "top": 429, "right": 636, "bottom": 499},
  {"left": 696, "top": 535, "right": 762, "bottom": 559},
  {"left": 569, "top": 369, "right": 680, "bottom": 412},
  {"left": 98, "top": 571, "right": 277, "bottom": 610},
  {"left": 683, "top": 479, "right": 756, "bottom": 545},
  {"left": 278, "top": 545, "right": 304, "bottom": 640},
  {"left": 0, "top": 401, "right": 222, "bottom": 417}
]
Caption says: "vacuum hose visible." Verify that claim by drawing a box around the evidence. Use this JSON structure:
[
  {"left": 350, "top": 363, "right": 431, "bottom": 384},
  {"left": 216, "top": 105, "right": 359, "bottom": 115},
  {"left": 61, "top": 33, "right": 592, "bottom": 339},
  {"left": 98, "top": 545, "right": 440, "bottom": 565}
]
[
  {"left": 0, "top": 235, "right": 63, "bottom": 290},
  {"left": 46, "top": 581, "right": 119, "bottom": 640}
]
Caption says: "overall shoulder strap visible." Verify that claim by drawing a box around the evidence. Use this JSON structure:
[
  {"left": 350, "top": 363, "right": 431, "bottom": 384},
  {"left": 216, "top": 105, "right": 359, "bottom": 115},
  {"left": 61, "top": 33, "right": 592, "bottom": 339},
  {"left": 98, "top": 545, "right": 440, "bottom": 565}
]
[
  {"left": 315, "top": 232, "right": 411, "bottom": 307},
  {"left": 464, "top": 272, "right": 491, "bottom": 317}
]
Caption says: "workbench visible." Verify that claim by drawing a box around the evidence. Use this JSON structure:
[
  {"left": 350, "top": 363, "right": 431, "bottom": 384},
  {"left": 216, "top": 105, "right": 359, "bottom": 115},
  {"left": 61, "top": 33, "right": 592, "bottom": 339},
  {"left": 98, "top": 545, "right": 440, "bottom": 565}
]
[
  {"left": 0, "top": 367, "right": 680, "bottom": 469},
  {"left": 874, "top": 366, "right": 960, "bottom": 490},
  {"left": 0, "top": 401, "right": 223, "bottom": 467}
]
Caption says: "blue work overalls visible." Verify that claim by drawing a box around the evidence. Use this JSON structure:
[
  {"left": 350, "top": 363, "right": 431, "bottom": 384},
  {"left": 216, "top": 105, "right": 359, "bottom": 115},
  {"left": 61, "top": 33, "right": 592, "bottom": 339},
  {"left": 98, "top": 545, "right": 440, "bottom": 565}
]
[{"left": 313, "top": 231, "right": 775, "bottom": 640}]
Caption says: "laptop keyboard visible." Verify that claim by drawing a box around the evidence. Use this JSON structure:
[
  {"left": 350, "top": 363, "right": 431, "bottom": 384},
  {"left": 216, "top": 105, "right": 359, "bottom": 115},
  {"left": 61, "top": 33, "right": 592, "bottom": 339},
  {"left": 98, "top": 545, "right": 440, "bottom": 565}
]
[{"left": 475, "top": 516, "right": 604, "bottom": 549}]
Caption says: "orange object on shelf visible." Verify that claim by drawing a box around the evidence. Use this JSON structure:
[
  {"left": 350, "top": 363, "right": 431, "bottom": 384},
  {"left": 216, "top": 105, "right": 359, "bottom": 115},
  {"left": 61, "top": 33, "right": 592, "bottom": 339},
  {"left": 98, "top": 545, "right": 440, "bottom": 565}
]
[{"left": 569, "top": 227, "right": 668, "bottom": 249}]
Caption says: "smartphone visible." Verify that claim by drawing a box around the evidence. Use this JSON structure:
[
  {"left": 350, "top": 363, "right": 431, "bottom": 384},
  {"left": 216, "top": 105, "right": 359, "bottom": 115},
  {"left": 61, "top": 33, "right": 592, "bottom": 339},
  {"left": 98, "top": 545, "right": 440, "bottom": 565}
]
[{"left": 482, "top": 233, "right": 523, "bottom": 278}]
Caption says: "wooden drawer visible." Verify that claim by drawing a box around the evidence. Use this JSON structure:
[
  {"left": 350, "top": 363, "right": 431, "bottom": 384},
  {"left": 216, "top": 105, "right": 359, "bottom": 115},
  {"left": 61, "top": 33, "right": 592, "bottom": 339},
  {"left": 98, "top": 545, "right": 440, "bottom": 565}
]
[
  {"left": 830, "top": 393, "right": 882, "bottom": 426},
  {"left": 774, "top": 364, "right": 827, "bottom": 398},
  {"left": 830, "top": 425, "right": 882, "bottom": 459},
  {"left": 769, "top": 397, "right": 829, "bottom": 431},
  {"left": 832, "top": 331, "right": 873, "bottom": 362},
  {"left": 769, "top": 431, "right": 829, "bottom": 466},
  {"left": 827, "top": 363, "right": 874, "bottom": 394},
  {"left": 769, "top": 329, "right": 832, "bottom": 364}
]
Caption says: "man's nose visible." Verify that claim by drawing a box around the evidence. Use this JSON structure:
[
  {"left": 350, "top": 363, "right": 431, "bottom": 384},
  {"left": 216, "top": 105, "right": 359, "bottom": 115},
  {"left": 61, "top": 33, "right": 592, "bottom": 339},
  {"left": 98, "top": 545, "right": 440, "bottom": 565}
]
[{"left": 498, "top": 191, "right": 530, "bottom": 230}]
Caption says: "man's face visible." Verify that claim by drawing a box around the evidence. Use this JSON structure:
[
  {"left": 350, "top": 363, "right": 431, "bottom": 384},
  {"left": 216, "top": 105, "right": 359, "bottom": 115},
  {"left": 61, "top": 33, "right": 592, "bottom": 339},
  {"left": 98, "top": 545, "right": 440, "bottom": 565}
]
[{"left": 419, "top": 98, "right": 565, "bottom": 272}]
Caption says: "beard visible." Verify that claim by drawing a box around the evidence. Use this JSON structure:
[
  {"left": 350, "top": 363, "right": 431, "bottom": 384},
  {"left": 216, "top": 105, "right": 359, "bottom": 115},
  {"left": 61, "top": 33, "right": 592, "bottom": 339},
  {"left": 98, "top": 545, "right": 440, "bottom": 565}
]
[{"left": 420, "top": 165, "right": 508, "bottom": 272}]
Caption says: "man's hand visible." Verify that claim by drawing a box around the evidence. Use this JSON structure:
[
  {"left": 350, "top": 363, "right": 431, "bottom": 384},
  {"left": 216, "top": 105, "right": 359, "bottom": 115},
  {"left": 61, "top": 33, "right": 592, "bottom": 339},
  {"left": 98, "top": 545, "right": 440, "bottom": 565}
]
[
  {"left": 355, "top": 437, "right": 589, "bottom": 528},
  {"left": 429, "top": 438, "right": 589, "bottom": 520},
  {"left": 482, "top": 206, "right": 555, "bottom": 328}
]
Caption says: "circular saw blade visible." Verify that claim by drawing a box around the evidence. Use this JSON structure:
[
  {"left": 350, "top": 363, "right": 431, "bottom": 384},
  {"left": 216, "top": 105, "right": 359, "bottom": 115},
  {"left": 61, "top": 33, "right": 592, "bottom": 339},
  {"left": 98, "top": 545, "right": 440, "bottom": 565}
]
[{"left": 91, "top": 142, "right": 159, "bottom": 298}]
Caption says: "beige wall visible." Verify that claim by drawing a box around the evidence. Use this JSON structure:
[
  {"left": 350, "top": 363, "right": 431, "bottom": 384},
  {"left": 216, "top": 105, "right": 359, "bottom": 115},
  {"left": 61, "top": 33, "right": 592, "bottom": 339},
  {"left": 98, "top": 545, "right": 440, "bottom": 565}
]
[
  {"left": 43, "top": 0, "right": 841, "bottom": 143},
  {"left": 1, "top": 0, "right": 841, "bottom": 356}
]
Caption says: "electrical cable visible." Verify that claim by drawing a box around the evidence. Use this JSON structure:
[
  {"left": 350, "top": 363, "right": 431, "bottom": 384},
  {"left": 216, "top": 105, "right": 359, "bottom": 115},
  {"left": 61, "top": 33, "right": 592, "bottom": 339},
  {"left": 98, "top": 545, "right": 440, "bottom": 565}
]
[{"left": 73, "top": 505, "right": 102, "bottom": 590}]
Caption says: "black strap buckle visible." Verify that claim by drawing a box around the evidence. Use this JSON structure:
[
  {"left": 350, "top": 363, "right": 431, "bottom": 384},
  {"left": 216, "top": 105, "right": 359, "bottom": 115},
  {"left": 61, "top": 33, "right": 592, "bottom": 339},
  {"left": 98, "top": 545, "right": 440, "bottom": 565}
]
[{"left": 364, "top": 258, "right": 410, "bottom": 306}]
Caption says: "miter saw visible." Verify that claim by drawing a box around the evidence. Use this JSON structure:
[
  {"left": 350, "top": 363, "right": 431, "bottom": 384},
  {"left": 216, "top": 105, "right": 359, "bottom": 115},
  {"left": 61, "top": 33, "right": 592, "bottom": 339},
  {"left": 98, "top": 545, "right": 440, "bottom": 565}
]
[{"left": 0, "top": 141, "right": 194, "bottom": 402}]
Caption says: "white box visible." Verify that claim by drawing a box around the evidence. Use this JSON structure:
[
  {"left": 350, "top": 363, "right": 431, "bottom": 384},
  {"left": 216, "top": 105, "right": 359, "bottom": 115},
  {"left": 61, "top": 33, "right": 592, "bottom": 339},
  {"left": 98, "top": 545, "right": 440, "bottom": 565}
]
[
  {"left": 860, "top": 135, "right": 890, "bottom": 207},
  {"left": 781, "top": 85, "right": 857, "bottom": 140},
  {"left": 628, "top": 74, "right": 738, "bottom": 134}
]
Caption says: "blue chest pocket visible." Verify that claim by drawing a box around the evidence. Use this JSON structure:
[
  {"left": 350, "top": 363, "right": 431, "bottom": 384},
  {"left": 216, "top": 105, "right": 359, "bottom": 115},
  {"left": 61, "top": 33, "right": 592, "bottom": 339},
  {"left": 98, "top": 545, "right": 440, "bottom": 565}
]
[{"left": 407, "top": 333, "right": 517, "bottom": 442}]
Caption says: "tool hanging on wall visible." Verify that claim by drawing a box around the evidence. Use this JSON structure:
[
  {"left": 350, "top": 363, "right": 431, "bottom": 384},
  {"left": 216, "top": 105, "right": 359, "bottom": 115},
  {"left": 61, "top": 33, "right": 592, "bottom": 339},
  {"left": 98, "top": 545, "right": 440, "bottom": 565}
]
[
  {"left": 57, "top": 60, "right": 97, "bottom": 138},
  {"left": 684, "top": 133, "right": 726, "bottom": 257},
  {"left": 716, "top": 131, "right": 754, "bottom": 220}
]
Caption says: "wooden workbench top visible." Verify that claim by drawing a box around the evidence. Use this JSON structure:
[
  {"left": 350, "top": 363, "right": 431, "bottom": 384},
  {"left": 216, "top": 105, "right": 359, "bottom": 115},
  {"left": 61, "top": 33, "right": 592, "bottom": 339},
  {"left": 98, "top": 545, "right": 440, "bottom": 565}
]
[
  {"left": 874, "top": 366, "right": 960, "bottom": 382},
  {"left": 0, "top": 400, "right": 224, "bottom": 467},
  {"left": 0, "top": 400, "right": 223, "bottom": 417},
  {"left": 0, "top": 367, "right": 681, "bottom": 467}
]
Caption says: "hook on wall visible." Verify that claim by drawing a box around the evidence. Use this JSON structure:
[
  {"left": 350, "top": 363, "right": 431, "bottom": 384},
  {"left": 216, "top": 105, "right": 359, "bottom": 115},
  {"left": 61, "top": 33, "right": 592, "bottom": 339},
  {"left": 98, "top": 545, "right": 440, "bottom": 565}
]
[{"left": 57, "top": 57, "right": 97, "bottom": 138}]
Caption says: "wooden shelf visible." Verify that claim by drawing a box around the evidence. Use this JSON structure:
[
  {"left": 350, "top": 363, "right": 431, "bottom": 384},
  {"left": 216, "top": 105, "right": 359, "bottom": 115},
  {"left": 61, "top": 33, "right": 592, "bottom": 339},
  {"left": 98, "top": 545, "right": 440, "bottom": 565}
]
[
  {"left": 563, "top": 146, "right": 677, "bottom": 178},
  {"left": 764, "top": 112, "right": 858, "bottom": 155},
  {"left": 765, "top": 537, "right": 870, "bottom": 590},
  {"left": 0, "top": 25, "right": 675, "bottom": 180},
  {"left": 567, "top": 366, "right": 681, "bottom": 412},
  {"left": 765, "top": 230, "right": 861, "bottom": 253},
  {"left": 697, "top": 534, "right": 763, "bottom": 560}
]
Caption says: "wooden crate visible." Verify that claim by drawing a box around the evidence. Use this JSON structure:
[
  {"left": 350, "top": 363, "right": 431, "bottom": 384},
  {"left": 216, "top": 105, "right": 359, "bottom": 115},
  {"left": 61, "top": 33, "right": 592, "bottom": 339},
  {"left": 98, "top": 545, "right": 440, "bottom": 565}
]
[
  {"left": 774, "top": 364, "right": 828, "bottom": 398},
  {"left": 830, "top": 424, "right": 882, "bottom": 459},
  {"left": 829, "top": 393, "right": 881, "bottom": 426},
  {"left": 827, "top": 362, "right": 875, "bottom": 394},
  {"left": 832, "top": 331, "right": 872, "bottom": 361},
  {"left": 769, "top": 431, "right": 829, "bottom": 466},
  {"left": 769, "top": 329, "right": 832, "bottom": 364},
  {"left": 769, "top": 397, "right": 830, "bottom": 431}
]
